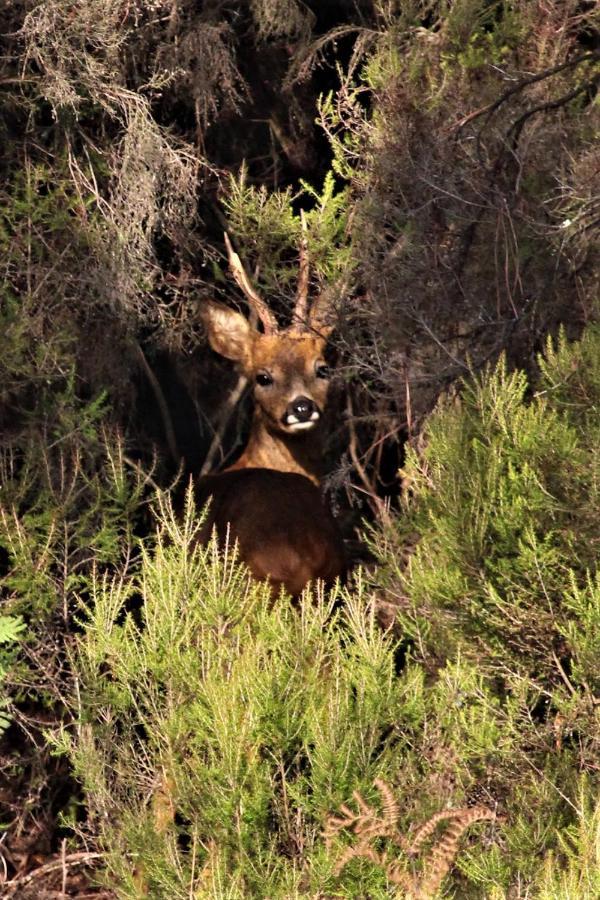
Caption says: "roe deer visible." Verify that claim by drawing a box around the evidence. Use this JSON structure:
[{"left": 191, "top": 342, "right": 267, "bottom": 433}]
[{"left": 198, "top": 232, "right": 346, "bottom": 597}]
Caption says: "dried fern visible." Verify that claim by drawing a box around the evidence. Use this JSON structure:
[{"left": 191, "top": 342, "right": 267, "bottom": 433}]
[
  {"left": 323, "top": 779, "right": 403, "bottom": 857},
  {"left": 325, "top": 779, "right": 500, "bottom": 898},
  {"left": 412, "top": 806, "right": 499, "bottom": 899}
]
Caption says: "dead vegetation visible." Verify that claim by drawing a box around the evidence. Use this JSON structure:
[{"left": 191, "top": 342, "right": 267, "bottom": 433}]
[
  {"left": 323, "top": 0, "right": 600, "bottom": 493},
  {"left": 325, "top": 779, "right": 499, "bottom": 898}
]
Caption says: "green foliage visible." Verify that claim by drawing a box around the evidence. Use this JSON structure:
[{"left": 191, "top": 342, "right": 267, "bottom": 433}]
[
  {"left": 377, "top": 330, "right": 600, "bottom": 688},
  {"left": 0, "top": 165, "right": 142, "bottom": 613},
  {"left": 222, "top": 168, "right": 352, "bottom": 317},
  {"left": 0, "top": 396, "right": 147, "bottom": 762},
  {"left": 441, "top": 0, "right": 523, "bottom": 68},
  {"left": 2, "top": 0, "right": 599, "bottom": 893},
  {"left": 0, "top": 429, "right": 145, "bottom": 619},
  {"left": 366, "top": 325, "right": 600, "bottom": 894},
  {"left": 0, "top": 237, "right": 148, "bottom": 819},
  {"left": 223, "top": 170, "right": 300, "bottom": 291},
  {"left": 0, "top": 162, "right": 148, "bottom": 615},
  {"left": 317, "top": 86, "right": 367, "bottom": 183},
  {"left": 61, "top": 489, "right": 515, "bottom": 897},
  {"left": 0, "top": 615, "right": 26, "bottom": 734},
  {"left": 461, "top": 780, "right": 600, "bottom": 899},
  {"left": 533, "top": 782, "right": 600, "bottom": 899},
  {"left": 61, "top": 337, "right": 600, "bottom": 897},
  {"left": 0, "top": 165, "right": 88, "bottom": 411}
]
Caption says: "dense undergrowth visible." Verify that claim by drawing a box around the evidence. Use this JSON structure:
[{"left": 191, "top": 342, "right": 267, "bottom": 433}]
[
  {"left": 92, "top": 328, "right": 600, "bottom": 897},
  {"left": 3, "top": 326, "right": 598, "bottom": 897},
  {"left": 1, "top": 0, "right": 599, "bottom": 896}
]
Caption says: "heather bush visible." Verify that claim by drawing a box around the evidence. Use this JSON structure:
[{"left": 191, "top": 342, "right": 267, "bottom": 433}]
[
  {"left": 318, "top": 0, "right": 599, "bottom": 454},
  {"left": 58, "top": 490, "right": 508, "bottom": 897},
  {"left": 43, "top": 326, "right": 600, "bottom": 897},
  {"left": 1, "top": 1, "right": 599, "bottom": 895},
  {"left": 367, "top": 325, "right": 600, "bottom": 894}
]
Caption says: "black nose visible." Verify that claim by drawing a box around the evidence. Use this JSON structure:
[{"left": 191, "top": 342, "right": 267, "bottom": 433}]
[{"left": 288, "top": 396, "right": 317, "bottom": 422}]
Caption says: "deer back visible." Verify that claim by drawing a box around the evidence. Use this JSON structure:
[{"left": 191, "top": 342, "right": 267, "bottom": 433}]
[{"left": 197, "top": 469, "right": 346, "bottom": 597}]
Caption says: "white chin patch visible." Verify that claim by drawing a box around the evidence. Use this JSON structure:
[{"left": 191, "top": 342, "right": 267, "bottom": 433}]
[
  {"left": 286, "top": 419, "right": 317, "bottom": 432},
  {"left": 285, "top": 410, "right": 320, "bottom": 431}
]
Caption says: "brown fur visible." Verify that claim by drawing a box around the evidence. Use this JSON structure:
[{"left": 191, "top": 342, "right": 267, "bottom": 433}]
[
  {"left": 197, "top": 469, "right": 346, "bottom": 597},
  {"left": 199, "top": 297, "right": 345, "bottom": 597},
  {"left": 230, "top": 332, "right": 330, "bottom": 483}
]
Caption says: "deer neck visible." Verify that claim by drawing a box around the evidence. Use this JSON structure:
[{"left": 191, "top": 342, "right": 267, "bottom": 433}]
[{"left": 230, "top": 410, "right": 324, "bottom": 485}]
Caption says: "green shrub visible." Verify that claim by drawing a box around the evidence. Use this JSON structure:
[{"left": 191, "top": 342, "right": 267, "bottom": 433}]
[
  {"left": 367, "top": 325, "right": 600, "bottom": 895},
  {"left": 0, "top": 615, "right": 26, "bottom": 734},
  {"left": 222, "top": 169, "right": 352, "bottom": 316},
  {"left": 55, "top": 488, "right": 512, "bottom": 898},
  {"left": 375, "top": 327, "right": 600, "bottom": 692},
  {"left": 36, "top": 324, "right": 598, "bottom": 897}
]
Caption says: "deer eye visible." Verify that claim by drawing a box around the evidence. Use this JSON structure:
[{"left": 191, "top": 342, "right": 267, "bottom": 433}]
[
  {"left": 256, "top": 371, "right": 273, "bottom": 387},
  {"left": 315, "top": 363, "right": 331, "bottom": 380}
]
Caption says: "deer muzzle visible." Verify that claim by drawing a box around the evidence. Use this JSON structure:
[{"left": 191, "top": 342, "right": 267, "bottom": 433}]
[{"left": 284, "top": 396, "right": 320, "bottom": 431}]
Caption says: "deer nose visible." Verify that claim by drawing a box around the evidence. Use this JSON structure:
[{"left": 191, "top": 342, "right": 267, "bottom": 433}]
[{"left": 285, "top": 396, "right": 320, "bottom": 425}]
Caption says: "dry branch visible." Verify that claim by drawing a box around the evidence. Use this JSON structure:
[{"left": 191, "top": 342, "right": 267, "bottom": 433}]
[
  {"left": 452, "top": 49, "right": 600, "bottom": 135},
  {"left": 2, "top": 852, "right": 103, "bottom": 896},
  {"left": 200, "top": 373, "right": 249, "bottom": 476},
  {"left": 508, "top": 70, "right": 600, "bottom": 148},
  {"left": 133, "top": 342, "right": 180, "bottom": 466},
  {"left": 293, "top": 209, "right": 310, "bottom": 327}
]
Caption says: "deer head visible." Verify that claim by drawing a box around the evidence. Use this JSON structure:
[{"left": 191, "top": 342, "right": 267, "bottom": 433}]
[{"left": 201, "top": 231, "right": 338, "bottom": 481}]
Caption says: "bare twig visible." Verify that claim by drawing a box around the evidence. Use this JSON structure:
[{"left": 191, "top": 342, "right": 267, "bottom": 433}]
[
  {"left": 284, "top": 25, "right": 378, "bottom": 88},
  {"left": 293, "top": 209, "right": 310, "bottom": 328},
  {"left": 345, "top": 391, "right": 390, "bottom": 523},
  {"left": 200, "top": 373, "right": 248, "bottom": 476},
  {"left": 451, "top": 50, "right": 599, "bottom": 135},
  {"left": 61, "top": 837, "right": 67, "bottom": 895},
  {"left": 508, "top": 70, "right": 600, "bottom": 148},
  {"left": 133, "top": 341, "right": 180, "bottom": 466},
  {"left": 3, "top": 852, "right": 103, "bottom": 894}
]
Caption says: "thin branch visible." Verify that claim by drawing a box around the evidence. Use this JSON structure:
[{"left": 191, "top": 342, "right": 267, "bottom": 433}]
[
  {"left": 451, "top": 50, "right": 599, "bottom": 135},
  {"left": 346, "top": 390, "right": 390, "bottom": 523},
  {"left": 508, "top": 70, "right": 600, "bottom": 147},
  {"left": 200, "top": 373, "right": 248, "bottom": 476},
  {"left": 3, "top": 852, "right": 103, "bottom": 894},
  {"left": 284, "top": 25, "right": 378, "bottom": 88},
  {"left": 293, "top": 209, "right": 310, "bottom": 328},
  {"left": 133, "top": 341, "right": 180, "bottom": 466}
]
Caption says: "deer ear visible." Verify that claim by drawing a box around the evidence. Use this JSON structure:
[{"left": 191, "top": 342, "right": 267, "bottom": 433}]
[
  {"left": 201, "top": 301, "right": 253, "bottom": 364},
  {"left": 308, "top": 285, "right": 339, "bottom": 340}
]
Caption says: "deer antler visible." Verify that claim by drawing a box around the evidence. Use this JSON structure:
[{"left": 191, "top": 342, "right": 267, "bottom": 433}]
[
  {"left": 224, "top": 232, "right": 278, "bottom": 335},
  {"left": 293, "top": 210, "right": 310, "bottom": 329}
]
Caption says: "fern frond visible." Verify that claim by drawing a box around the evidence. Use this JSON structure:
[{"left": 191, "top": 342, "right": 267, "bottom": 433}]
[
  {"left": 0, "top": 615, "right": 26, "bottom": 644},
  {"left": 415, "top": 806, "right": 498, "bottom": 899},
  {"left": 327, "top": 779, "right": 499, "bottom": 898}
]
